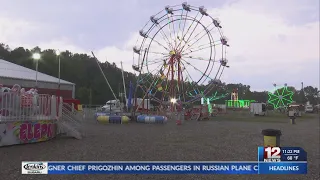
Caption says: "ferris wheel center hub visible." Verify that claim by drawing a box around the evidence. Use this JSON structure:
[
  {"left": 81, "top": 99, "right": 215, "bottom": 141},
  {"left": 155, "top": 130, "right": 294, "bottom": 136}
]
[
  {"left": 169, "top": 50, "right": 176, "bottom": 55},
  {"left": 168, "top": 51, "right": 182, "bottom": 64}
]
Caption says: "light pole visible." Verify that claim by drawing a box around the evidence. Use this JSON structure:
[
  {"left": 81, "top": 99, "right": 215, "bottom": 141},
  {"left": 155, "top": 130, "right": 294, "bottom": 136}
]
[
  {"left": 32, "top": 53, "right": 41, "bottom": 88},
  {"left": 55, "top": 50, "right": 61, "bottom": 97}
]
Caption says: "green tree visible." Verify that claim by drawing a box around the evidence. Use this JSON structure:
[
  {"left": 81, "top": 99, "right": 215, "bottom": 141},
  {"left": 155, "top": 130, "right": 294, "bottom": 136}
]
[
  {"left": 0, "top": 43, "right": 318, "bottom": 106},
  {"left": 303, "top": 86, "right": 319, "bottom": 105}
]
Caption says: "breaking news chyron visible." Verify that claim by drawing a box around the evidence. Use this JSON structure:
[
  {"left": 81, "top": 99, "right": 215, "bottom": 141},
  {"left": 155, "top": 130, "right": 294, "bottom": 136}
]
[{"left": 21, "top": 147, "right": 307, "bottom": 175}]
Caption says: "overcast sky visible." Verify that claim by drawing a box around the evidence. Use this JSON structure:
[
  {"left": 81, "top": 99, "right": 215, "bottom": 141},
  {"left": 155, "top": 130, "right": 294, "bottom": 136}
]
[{"left": 0, "top": 0, "right": 319, "bottom": 92}]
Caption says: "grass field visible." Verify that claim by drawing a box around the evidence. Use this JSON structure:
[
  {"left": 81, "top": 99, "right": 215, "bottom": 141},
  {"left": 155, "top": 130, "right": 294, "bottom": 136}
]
[{"left": 0, "top": 112, "right": 319, "bottom": 180}]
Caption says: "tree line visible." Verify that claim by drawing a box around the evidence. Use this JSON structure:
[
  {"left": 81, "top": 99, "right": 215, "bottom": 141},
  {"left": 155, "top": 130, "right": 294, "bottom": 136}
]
[{"left": 0, "top": 43, "right": 319, "bottom": 106}]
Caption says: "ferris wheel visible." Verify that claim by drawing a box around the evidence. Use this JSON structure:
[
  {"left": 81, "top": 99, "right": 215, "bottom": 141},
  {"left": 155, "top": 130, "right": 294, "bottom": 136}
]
[{"left": 132, "top": 3, "right": 229, "bottom": 106}]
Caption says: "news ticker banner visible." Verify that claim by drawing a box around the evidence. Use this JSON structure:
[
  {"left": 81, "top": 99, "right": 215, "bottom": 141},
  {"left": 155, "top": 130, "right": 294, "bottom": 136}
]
[
  {"left": 21, "top": 147, "right": 307, "bottom": 175},
  {"left": 21, "top": 161, "right": 307, "bottom": 174}
]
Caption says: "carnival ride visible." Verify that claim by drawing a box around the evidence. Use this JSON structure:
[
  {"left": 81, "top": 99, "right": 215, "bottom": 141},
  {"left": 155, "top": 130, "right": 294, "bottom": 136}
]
[
  {"left": 201, "top": 91, "right": 229, "bottom": 104},
  {"left": 131, "top": 3, "right": 229, "bottom": 123},
  {"left": 0, "top": 84, "right": 82, "bottom": 147},
  {"left": 199, "top": 91, "right": 229, "bottom": 116},
  {"left": 268, "top": 83, "right": 294, "bottom": 109},
  {"left": 0, "top": 84, "right": 40, "bottom": 117},
  {"left": 90, "top": 52, "right": 133, "bottom": 124},
  {"left": 223, "top": 88, "right": 255, "bottom": 109}
]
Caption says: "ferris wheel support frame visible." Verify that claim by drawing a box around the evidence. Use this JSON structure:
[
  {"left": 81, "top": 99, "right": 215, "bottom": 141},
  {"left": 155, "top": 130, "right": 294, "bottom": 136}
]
[{"left": 131, "top": 48, "right": 148, "bottom": 117}]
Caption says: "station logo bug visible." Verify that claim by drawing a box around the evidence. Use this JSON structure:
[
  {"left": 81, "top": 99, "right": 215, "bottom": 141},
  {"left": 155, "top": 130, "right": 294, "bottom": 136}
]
[{"left": 21, "top": 162, "right": 48, "bottom": 174}]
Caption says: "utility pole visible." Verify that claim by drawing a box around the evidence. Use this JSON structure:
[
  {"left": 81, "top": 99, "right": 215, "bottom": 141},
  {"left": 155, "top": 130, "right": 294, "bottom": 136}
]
[
  {"left": 89, "top": 88, "right": 92, "bottom": 108},
  {"left": 301, "top": 82, "right": 305, "bottom": 103}
]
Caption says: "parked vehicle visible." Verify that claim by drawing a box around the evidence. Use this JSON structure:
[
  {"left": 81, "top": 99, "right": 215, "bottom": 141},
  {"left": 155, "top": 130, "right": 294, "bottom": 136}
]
[
  {"left": 305, "top": 105, "right": 314, "bottom": 113},
  {"left": 250, "top": 103, "right": 266, "bottom": 116}
]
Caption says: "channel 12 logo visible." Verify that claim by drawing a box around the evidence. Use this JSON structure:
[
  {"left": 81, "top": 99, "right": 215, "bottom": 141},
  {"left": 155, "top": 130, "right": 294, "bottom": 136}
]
[{"left": 264, "top": 147, "right": 281, "bottom": 162}]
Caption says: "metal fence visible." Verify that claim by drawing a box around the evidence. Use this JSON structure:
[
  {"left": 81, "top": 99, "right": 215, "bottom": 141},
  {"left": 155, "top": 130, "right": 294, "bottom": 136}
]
[
  {"left": 81, "top": 105, "right": 103, "bottom": 120},
  {"left": 0, "top": 92, "right": 60, "bottom": 122}
]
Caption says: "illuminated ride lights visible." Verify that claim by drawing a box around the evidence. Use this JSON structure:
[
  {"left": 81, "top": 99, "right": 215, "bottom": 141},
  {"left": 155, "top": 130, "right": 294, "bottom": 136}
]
[
  {"left": 268, "top": 85, "right": 294, "bottom": 109},
  {"left": 131, "top": 2, "right": 230, "bottom": 115}
]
